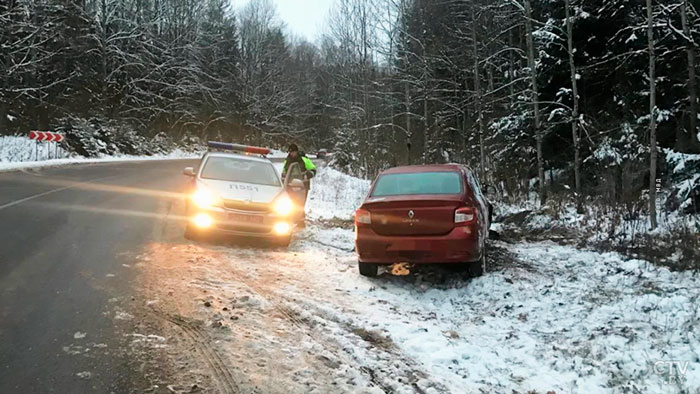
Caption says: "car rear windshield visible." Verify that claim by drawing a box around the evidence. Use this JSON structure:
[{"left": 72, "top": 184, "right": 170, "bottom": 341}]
[
  {"left": 200, "top": 156, "right": 280, "bottom": 186},
  {"left": 371, "top": 172, "right": 462, "bottom": 197}
]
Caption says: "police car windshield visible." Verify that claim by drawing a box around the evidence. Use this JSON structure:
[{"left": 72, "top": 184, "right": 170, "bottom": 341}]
[{"left": 200, "top": 156, "right": 280, "bottom": 186}]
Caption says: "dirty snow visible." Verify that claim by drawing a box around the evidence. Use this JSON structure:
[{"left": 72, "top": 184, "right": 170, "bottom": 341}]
[
  {"left": 76, "top": 371, "right": 92, "bottom": 380},
  {"left": 129, "top": 165, "right": 700, "bottom": 394},
  {"left": 73, "top": 331, "right": 87, "bottom": 339},
  {"left": 144, "top": 222, "right": 700, "bottom": 393}
]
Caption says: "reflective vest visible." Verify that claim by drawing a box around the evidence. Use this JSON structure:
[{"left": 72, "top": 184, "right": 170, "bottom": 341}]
[{"left": 283, "top": 155, "right": 316, "bottom": 173}]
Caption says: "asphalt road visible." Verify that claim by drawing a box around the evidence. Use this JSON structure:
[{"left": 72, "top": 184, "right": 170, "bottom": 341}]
[{"left": 0, "top": 160, "right": 196, "bottom": 394}]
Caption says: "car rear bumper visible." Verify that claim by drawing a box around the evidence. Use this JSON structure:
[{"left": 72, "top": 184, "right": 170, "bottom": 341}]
[
  {"left": 355, "top": 226, "right": 482, "bottom": 264},
  {"left": 188, "top": 206, "right": 294, "bottom": 238}
]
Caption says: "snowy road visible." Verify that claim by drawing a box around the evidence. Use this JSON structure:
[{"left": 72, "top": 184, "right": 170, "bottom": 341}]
[{"left": 1, "top": 162, "right": 698, "bottom": 394}]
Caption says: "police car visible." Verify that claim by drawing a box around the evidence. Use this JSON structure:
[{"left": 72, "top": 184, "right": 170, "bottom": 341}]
[{"left": 182, "top": 142, "right": 307, "bottom": 246}]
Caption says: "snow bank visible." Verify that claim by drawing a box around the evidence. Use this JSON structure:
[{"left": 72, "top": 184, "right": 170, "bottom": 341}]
[
  {"left": 307, "top": 166, "right": 371, "bottom": 221},
  {"left": 0, "top": 135, "right": 200, "bottom": 172},
  {"left": 0, "top": 135, "right": 71, "bottom": 163}
]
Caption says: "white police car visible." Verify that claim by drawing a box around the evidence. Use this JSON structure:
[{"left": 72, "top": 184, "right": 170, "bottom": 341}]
[{"left": 182, "top": 142, "right": 306, "bottom": 246}]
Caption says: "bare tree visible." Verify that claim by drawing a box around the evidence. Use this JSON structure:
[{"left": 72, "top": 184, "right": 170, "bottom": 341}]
[
  {"left": 472, "top": 4, "right": 486, "bottom": 178},
  {"left": 647, "top": 0, "right": 658, "bottom": 229},
  {"left": 681, "top": 0, "right": 699, "bottom": 151},
  {"left": 523, "top": 0, "right": 545, "bottom": 204},
  {"left": 565, "top": 0, "right": 581, "bottom": 201}
]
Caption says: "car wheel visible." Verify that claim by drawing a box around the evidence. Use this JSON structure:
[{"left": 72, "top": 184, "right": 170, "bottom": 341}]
[
  {"left": 274, "top": 235, "right": 292, "bottom": 248},
  {"left": 184, "top": 224, "right": 199, "bottom": 241},
  {"left": 358, "top": 262, "right": 379, "bottom": 277},
  {"left": 469, "top": 245, "right": 487, "bottom": 277},
  {"left": 297, "top": 213, "right": 307, "bottom": 229}
]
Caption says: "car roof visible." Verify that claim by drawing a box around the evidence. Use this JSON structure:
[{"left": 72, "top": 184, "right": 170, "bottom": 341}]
[
  {"left": 203, "top": 151, "right": 274, "bottom": 164},
  {"left": 380, "top": 164, "right": 466, "bottom": 175}
]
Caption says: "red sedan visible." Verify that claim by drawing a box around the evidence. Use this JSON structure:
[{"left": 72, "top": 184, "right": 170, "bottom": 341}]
[{"left": 354, "top": 164, "right": 491, "bottom": 277}]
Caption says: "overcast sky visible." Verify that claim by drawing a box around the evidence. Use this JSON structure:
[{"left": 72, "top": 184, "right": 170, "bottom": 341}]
[{"left": 269, "top": 0, "right": 333, "bottom": 42}]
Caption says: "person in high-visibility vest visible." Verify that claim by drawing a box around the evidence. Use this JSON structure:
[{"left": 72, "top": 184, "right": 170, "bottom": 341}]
[{"left": 282, "top": 143, "right": 316, "bottom": 199}]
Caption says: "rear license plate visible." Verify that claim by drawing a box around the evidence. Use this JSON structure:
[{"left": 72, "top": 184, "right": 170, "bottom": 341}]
[{"left": 229, "top": 213, "right": 263, "bottom": 223}]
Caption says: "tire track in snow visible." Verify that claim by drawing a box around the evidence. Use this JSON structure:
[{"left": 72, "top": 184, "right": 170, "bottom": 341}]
[
  {"left": 223, "top": 260, "right": 450, "bottom": 394},
  {"left": 153, "top": 310, "right": 240, "bottom": 394}
]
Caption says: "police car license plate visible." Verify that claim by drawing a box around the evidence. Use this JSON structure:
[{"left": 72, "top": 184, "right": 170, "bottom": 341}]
[{"left": 229, "top": 213, "right": 263, "bottom": 223}]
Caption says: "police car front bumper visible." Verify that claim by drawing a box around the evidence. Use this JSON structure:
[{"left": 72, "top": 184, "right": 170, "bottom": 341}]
[{"left": 189, "top": 207, "right": 294, "bottom": 238}]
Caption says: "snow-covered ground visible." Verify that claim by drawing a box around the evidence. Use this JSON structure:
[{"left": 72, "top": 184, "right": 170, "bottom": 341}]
[
  {"left": 492, "top": 193, "right": 699, "bottom": 265},
  {"left": 0, "top": 135, "right": 72, "bottom": 162},
  {"left": 0, "top": 135, "right": 200, "bottom": 172},
  {"left": 489, "top": 149, "right": 699, "bottom": 254},
  {"left": 125, "top": 166, "right": 700, "bottom": 394},
  {"left": 306, "top": 167, "right": 371, "bottom": 221},
  {"left": 287, "top": 229, "right": 700, "bottom": 393},
  {"left": 270, "top": 163, "right": 370, "bottom": 221}
]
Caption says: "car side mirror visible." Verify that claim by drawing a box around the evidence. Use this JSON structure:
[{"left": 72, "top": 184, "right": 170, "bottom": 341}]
[{"left": 183, "top": 167, "right": 195, "bottom": 177}]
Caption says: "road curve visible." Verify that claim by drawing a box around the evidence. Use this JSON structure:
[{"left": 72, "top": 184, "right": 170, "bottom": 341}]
[{"left": 0, "top": 160, "right": 196, "bottom": 394}]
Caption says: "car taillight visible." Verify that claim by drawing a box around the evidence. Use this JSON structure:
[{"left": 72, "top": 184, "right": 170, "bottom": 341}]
[
  {"left": 355, "top": 208, "right": 371, "bottom": 225},
  {"left": 455, "top": 207, "right": 476, "bottom": 226}
]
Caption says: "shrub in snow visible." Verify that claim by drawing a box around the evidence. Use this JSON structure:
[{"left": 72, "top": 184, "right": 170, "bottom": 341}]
[
  {"left": 53, "top": 117, "right": 204, "bottom": 158},
  {"left": 584, "top": 124, "right": 650, "bottom": 205},
  {"left": 149, "top": 132, "right": 176, "bottom": 155},
  {"left": 488, "top": 113, "right": 536, "bottom": 198},
  {"left": 665, "top": 149, "right": 700, "bottom": 214},
  {"left": 180, "top": 133, "right": 204, "bottom": 151},
  {"left": 55, "top": 117, "right": 131, "bottom": 157}
]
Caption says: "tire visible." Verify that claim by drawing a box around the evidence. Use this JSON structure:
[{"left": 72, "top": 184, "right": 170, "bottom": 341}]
[
  {"left": 358, "top": 262, "right": 379, "bottom": 277},
  {"left": 274, "top": 235, "right": 292, "bottom": 248},
  {"left": 297, "top": 212, "right": 307, "bottom": 229},
  {"left": 469, "top": 245, "right": 487, "bottom": 277},
  {"left": 184, "top": 224, "right": 199, "bottom": 241}
]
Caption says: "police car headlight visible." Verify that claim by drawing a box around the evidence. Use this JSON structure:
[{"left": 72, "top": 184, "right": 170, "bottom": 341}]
[
  {"left": 192, "top": 188, "right": 220, "bottom": 209},
  {"left": 273, "top": 196, "right": 294, "bottom": 216}
]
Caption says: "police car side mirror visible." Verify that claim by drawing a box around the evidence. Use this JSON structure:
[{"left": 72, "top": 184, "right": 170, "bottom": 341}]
[{"left": 183, "top": 167, "right": 195, "bottom": 177}]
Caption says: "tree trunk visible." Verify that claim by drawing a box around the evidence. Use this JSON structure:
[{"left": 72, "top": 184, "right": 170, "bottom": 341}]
[
  {"left": 565, "top": 0, "right": 581, "bottom": 201},
  {"left": 423, "top": 84, "right": 428, "bottom": 164},
  {"left": 682, "top": 0, "right": 699, "bottom": 152},
  {"left": 647, "top": 0, "right": 658, "bottom": 229},
  {"left": 508, "top": 30, "right": 515, "bottom": 106},
  {"left": 472, "top": 6, "right": 486, "bottom": 179},
  {"left": 524, "top": 0, "right": 545, "bottom": 204},
  {"left": 0, "top": 99, "right": 6, "bottom": 135},
  {"left": 406, "top": 81, "right": 412, "bottom": 165}
]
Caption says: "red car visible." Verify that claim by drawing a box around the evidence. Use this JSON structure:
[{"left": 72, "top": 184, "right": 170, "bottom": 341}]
[{"left": 354, "top": 164, "right": 491, "bottom": 277}]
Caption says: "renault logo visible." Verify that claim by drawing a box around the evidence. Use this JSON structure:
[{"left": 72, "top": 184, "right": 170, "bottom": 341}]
[{"left": 408, "top": 210, "right": 415, "bottom": 218}]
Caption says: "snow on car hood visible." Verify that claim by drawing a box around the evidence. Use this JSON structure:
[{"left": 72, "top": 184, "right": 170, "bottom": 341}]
[{"left": 197, "top": 178, "right": 282, "bottom": 204}]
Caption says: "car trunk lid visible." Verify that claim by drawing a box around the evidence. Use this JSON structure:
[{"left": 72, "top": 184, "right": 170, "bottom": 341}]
[{"left": 363, "top": 196, "right": 461, "bottom": 236}]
